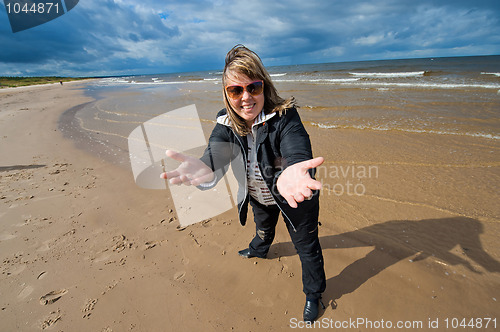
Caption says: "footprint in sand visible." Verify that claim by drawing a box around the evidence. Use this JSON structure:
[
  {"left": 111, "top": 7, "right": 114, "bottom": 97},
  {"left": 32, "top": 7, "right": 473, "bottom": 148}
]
[
  {"left": 39, "top": 289, "right": 68, "bottom": 305},
  {"left": 173, "top": 271, "right": 186, "bottom": 281},
  {"left": 17, "top": 285, "right": 34, "bottom": 300},
  {"left": 82, "top": 298, "right": 98, "bottom": 318},
  {"left": 143, "top": 241, "right": 159, "bottom": 250},
  {"left": 41, "top": 310, "right": 61, "bottom": 330}
]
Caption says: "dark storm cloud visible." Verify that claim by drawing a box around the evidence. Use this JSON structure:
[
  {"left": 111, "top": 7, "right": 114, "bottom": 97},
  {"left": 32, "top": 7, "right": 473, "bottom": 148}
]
[{"left": 0, "top": 0, "right": 498, "bottom": 76}]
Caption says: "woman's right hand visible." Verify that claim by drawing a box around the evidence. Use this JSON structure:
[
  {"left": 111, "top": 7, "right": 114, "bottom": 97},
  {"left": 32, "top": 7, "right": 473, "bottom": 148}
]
[{"left": 160, "top": 150, "right": 215, "bottom": 186}]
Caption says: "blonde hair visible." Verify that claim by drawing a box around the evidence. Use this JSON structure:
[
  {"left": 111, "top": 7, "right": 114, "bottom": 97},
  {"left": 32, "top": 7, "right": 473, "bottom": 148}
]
[{"left": 222, "top": 45, "right": 296, "bottom": 136}]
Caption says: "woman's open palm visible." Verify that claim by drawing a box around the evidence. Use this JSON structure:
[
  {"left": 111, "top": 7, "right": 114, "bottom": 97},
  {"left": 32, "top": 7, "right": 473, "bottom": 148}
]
[
  {"left": 160, "top": 150, "right": 214, "bottom": 186},
  {"left": 277, "top": 157, "right": 324, "bottom": 208}
]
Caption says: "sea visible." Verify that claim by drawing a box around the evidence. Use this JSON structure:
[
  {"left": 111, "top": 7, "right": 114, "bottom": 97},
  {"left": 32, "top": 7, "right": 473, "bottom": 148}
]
[{"left": 62, "top": 55, "right": 500, "bottom": 167}]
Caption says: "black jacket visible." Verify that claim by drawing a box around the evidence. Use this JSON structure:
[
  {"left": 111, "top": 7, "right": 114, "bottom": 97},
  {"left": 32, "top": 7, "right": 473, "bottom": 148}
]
[{"left": 200, "top": 107, "right": 319, "bottom": 231}]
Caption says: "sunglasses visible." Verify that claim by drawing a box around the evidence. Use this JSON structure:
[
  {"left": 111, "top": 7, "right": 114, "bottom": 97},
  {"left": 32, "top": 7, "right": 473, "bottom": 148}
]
[{"left": 225, "top": 80, "right": 264, "bottom": 99}]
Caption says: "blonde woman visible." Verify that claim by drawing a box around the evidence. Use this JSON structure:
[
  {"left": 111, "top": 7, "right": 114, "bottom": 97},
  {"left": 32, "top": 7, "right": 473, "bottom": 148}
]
[{"left": 161, "top": 45, "right": 326, "bottom": 322}]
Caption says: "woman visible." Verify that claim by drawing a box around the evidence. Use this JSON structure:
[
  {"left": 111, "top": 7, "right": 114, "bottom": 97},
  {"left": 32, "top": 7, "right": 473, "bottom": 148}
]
[{"left": 161, "top": 45, "right": 326, "bottom": 322}]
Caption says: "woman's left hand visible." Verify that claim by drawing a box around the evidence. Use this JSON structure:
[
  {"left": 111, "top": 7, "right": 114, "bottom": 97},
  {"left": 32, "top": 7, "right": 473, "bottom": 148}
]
[{"left": 276, "top": 157, "right": 324, "bottom": 208}]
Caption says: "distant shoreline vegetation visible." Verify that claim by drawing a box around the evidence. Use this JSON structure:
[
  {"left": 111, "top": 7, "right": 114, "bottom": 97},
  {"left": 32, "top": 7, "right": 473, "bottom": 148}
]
[{"left": 0, "top": 76, "right": 94, "bottom": 88}]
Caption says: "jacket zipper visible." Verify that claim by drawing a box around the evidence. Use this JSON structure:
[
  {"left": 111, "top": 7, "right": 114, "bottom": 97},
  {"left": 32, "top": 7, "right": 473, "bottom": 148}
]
[
  {"left": 251, "top": 126, "right": 297, "bottom": 233},
  {"left": 226, "top": 121, "right": 297, "bottom": 233},
  {"left": 255, "top": 156, "right": 297, "bottom": 233},
  {"left": 231, "top": 131, "right": 248, "bottom": 222}
]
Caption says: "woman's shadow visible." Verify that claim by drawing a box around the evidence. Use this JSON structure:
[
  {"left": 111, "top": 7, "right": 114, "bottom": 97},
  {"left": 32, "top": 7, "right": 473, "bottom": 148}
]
[{"left": 269, "top": 217, "right": 500, "bottom": 305}]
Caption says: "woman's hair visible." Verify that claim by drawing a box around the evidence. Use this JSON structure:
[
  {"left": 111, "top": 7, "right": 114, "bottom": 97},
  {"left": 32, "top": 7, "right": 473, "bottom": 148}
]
[{"left": 222, "top": 44, "right": 296, "bottom": 135}]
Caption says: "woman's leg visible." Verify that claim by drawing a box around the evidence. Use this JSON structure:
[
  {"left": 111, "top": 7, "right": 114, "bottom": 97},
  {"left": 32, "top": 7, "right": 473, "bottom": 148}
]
[
  {"left": 246, "top": 198, "right": 280, "bottom": 258},
  {"left": 285, "top": 208, "right": 326, "bottom": 301}
]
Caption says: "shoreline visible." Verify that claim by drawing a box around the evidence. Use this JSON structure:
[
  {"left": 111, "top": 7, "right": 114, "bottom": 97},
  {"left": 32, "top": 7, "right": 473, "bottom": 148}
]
[{"left": 1, "top": 83, "right": 499, "bottom": 331}]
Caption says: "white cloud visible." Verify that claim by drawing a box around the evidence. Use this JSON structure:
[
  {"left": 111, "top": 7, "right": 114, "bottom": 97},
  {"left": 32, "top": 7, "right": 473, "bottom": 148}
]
[{"left": 354, "top": 34, "right": 388, "bottom": 46}]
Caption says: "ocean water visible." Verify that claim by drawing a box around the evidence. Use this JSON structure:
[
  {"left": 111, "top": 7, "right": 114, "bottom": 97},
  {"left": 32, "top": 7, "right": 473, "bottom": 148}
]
[{"left": 65, "top": 55, "right": 500, "bottom": 165}]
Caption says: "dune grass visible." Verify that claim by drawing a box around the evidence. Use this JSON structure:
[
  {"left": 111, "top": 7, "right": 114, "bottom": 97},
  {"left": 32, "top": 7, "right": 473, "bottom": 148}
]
[{"left": 0, "top": 76, "right": 92, "bottom": 88}]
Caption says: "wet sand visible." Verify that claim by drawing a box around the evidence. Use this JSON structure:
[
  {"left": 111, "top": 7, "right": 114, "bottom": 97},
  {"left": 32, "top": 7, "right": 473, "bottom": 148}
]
[{"left": 0, "top": 83, "right": 499, "bottom": 331}]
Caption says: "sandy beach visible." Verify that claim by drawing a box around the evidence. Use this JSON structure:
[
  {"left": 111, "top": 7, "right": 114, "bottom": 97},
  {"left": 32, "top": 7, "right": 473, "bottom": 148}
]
[{"left": 1, "top": 82, "right": 499, "bottom": 331}]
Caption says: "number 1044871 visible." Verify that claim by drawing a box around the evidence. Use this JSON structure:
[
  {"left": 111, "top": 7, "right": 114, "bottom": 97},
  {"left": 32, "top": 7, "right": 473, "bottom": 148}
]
[
  {"left": 444, "top": 318, "right": 496, "bottom": 329},
  {"left": 6, "top": 2, "right": 59, "bottom": 14}
]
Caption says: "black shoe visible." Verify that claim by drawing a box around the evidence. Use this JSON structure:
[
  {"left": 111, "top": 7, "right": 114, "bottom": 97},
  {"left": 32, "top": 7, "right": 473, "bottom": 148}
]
[
  {"left": 238, "top": 248, "right": 263, "bottom": 258},
  {"left": 303, "top": 298, "right": 325, "bottom": 322}
]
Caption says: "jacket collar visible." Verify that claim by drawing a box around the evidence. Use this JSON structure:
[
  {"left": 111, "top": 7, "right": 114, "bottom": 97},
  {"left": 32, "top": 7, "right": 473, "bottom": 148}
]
[
  {"left": 216, "top": 111, "right": 277, "bottom": 128},
  {"left": 252, "top": 111, "right": 277, "bottom": 128}
]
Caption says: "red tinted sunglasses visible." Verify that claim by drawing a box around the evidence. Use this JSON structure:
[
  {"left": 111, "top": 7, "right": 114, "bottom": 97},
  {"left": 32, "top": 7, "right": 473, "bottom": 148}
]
[{"left": 225, "top": 80, "right": 264, "bottom": 99}]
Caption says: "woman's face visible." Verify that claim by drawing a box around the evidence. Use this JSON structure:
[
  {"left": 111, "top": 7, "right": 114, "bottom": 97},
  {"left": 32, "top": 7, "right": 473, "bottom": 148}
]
[{"left": 225, "top": 72, "right": 265, "bottom": 128}]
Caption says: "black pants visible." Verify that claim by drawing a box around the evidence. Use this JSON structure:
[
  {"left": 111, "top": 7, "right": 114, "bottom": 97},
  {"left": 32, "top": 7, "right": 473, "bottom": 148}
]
[{"left": 248, "top": 198, "right": 326, "bottom": 300}]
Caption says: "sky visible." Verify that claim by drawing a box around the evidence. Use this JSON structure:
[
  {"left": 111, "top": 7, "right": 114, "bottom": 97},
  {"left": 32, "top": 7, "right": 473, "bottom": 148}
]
[{"left": 0, "top": 0, "right": 499, "bottom": 77}]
